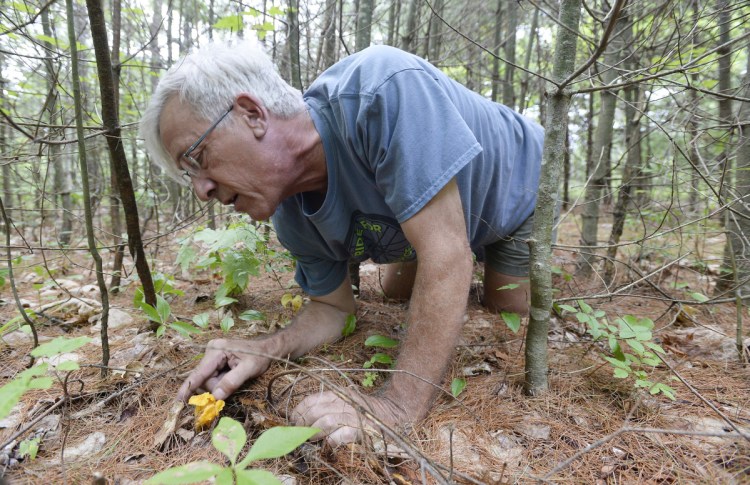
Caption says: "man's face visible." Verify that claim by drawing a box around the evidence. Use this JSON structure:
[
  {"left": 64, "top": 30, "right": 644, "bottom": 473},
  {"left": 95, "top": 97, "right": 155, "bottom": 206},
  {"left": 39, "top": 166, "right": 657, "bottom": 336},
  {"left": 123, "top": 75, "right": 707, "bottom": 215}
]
[{"left": 159, "top": 96, "right": 285, "bottom": 221}]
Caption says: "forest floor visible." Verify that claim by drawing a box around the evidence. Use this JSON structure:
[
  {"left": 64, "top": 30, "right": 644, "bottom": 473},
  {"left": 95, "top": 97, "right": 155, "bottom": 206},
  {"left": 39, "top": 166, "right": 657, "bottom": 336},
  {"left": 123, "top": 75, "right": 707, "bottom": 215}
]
[{"left": 1, "top": 215, "right": 749, "bottom": 484}]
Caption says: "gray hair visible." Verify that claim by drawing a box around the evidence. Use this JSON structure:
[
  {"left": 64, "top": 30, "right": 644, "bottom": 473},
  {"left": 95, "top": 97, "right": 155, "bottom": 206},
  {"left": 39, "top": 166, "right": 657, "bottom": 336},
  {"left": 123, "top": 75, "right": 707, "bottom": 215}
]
[{"left": 140, "top": 40, "right": 306, "bottom": 182}]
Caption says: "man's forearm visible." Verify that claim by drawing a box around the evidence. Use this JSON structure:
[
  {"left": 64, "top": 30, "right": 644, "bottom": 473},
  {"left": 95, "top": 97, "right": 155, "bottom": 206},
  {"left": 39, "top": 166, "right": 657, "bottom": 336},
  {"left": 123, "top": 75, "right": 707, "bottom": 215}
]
[
  {"left": 276, "top": 300, "right": 350, "bottom": 360},
  {"left": 382, "top": 251, "right": 473, "bottom": 421}
]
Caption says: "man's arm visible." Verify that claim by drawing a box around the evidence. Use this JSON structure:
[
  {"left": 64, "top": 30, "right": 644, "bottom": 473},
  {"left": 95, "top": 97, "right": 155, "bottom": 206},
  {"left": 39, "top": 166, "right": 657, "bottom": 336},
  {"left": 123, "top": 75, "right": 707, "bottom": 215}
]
[
  {"left": 379, "top": 178, "right": 473, "bottom": 420},
  {"left": 177, "top": 276, "right": 356, "bottom": 401},
  {"left": 293, "top": 178, "right": 474, "bottom": 442}
]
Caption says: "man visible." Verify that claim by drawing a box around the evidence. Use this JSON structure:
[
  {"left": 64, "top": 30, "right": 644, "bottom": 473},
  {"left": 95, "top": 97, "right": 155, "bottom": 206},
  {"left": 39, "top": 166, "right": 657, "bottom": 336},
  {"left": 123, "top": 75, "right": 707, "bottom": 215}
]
[{"left": 141, "top": 40, "right": 543, "bottom": 445}]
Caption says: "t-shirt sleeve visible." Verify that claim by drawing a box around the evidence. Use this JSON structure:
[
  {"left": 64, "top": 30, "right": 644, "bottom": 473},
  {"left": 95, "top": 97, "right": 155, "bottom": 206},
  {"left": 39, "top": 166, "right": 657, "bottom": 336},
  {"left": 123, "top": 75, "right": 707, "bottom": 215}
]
[{"left": 343, "top": 68, "right": 482, "bottom": 222}]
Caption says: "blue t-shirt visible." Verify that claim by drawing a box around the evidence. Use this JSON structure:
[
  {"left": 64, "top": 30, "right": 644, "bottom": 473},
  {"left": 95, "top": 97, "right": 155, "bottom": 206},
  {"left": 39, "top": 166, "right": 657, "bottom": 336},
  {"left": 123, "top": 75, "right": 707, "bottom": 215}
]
[{"left": 272, "top": 46, "right": 544, "bottom": 296}]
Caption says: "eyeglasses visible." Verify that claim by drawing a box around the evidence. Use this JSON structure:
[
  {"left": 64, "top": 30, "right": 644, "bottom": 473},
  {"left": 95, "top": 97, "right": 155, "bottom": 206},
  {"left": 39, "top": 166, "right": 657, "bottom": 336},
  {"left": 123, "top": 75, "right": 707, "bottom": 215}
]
[{"left": 180, "top": 105, "right": 234, "bottom": 178}]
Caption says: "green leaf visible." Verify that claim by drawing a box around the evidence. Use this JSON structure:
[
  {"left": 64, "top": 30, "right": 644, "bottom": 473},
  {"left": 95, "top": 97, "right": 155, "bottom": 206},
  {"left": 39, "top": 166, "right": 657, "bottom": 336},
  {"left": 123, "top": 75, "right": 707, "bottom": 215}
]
[
  {"left": 628, "top": 339, "right": 646, "bottom": 355},
  {"left": 364, "top": 335, "right": 399, "bottom": 348},
  {"left": 215, "top": 296, "right": 238, "bottom": 308},
  {"left": 169, "top": 321, "right": 201, "bottom": 337},
  {"left": 613, "top": 368, "right": 630, "bottom": 379},
  {"left": 558, "top": 304, "right": 578, "bottom": 313},
  {"left": 689, "top": 292, "right": 709, "bottom": 303},
  {"left": 451, "top": 378, "right": 466, "bottom": 397},
  {"left": 176, "top": 244, "right": 198, "bottom": 274},
  {"left": 268, "top": 5, "right": 285, "bottom": 15},
  {"left": 213, "top": 14, "right": 244, "bottom": 30},
  {"left": 192, "top": 313, "right": 211, "bottom": 328},
  {"left": 644, "top": 342, "right": 666, "bottom": 354},
  {"left": 239, "top": 426, "right": 319, "bottom": 468},
  {"left": 141, "top": 302, "right": 162, "bottom": 323},
  {"left": 238, "top": 310, "right": 265, "bottom": 321},
  {"left": 578, "top": 299, "right": 593, "bottom": 314},
  {"left": 18, "top": 437, "right": 40, "bottom": 460},
  {"left": 0, "top": 365, "right": 50, "bottom": 421},
  {"left": 236, "top": 469, "right": 282, "bottom": 485},
  {"left": 156, "top": 325, "right": 166, "bottom": 338},
  {"left": 496, "top": 283, "right": 519, "bottom": 291},
  {"left": 56, "top": 361, "right": 80, "bottom": 372},
  {"left": 144, "top": 461, "right": 224, "bottom": 484},
  {"left": 212, "top": 417, "right": 247, "bottom": 466},
  {"left": 214, "top": 468, "right": 234, "bottom": 485},
  {"left": 602, "top": 355, "right": 630, "bottom": 370},
  {"left": 220, "top": 316, "right": 235, "bottom": 333},
  {"left": 364, "top": 353, "right": 394, "bottom": 368},
  {"left": 30, "top": 336, "right": 92, "bottom": 358},
  {"left": 501, "top": 311, "right": 521, "bottom": 333},
  {"left": 341, "top": 314, "right": 357, "bottom": 337},
  {"left": 362, "top": 372, "right": 378, "bottom": 387},
  {"left": 0, "top": 379, "right": 29, "bottom": 421},
  {"left": 156, "top": 295, "right": 171, "bottom": 323}
]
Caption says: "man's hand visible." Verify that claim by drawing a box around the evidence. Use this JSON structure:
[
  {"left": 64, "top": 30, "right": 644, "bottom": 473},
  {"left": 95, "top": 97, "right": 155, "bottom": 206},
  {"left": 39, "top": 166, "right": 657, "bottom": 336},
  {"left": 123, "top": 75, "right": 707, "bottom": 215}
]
[
  {"left": 177, "top": 338, "right": 276, "bottom": 402},
  {"left": 291, "top": 389, "right": 408, "bottom": 446}
]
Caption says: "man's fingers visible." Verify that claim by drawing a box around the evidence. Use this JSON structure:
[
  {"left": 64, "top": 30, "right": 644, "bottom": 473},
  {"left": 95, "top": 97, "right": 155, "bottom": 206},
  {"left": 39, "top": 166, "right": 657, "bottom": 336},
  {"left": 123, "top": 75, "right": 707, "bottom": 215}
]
[
  {"left": 176, "top": 352, "right": 228, "bottom": 402},
  {"left": 292, "top": 391, "right": 352, "bottom": 426},
  {"left": 212, "top": 361, "right": 258, "bottom": 401}
]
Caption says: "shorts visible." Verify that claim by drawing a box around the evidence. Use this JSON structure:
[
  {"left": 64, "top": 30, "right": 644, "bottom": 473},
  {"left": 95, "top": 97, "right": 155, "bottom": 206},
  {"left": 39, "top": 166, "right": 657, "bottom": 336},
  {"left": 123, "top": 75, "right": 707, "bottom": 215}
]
[{"left": 484, "top": 210, "right": 558, "bottom": 277}]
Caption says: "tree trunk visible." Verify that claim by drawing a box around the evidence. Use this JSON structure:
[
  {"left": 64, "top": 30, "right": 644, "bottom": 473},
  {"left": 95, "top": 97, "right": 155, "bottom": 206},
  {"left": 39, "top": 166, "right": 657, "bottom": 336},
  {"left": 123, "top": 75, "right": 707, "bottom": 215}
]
[
  {"left": 108, "top": 0, "right": 125, "bottom": 292},
  {"left": 723, "top": 49, "right": 750, "bottom": 363},
  {"left": 525, "top": 0, "right": 582, "bottom": 396},
  {"left": 86, "top": 0, "right": 156, "bottom": 310},
  {"left": 321, "top": 0, "right": 338, "bottom": 69},
  {"left": 401, "top": 0, "right": 419, "bottom": 54},
  {"left": 491, "top": 0, "right": 502, "bottom": 102},
  {"left": 427, "top": 0, "right": 444, "bottom": 63},
  {"left": 502, "top": 0, "right": 517, "bottom": 109},
  {"left": 287, "top": 0, "right": 303, "bottom": 90},
  {"left": 67, "top": 0, "right": 111, "bottom": 374},
  {"left": 578, "top": 9, "right": 627, "bottom": 277},
  {"left": 716, "top": 0, "right": 736, "bottom": 292},
  {"left": 604, "top": 13, "right": 643, "bottom": 284},
  {"left": 40, "top": 9, "right": 73, "bottom": 247},
  {"left": 518, "top": 6, "right": 539, "bottom": 114},
  {"left": 355, "top": 0, "right": 373, "bottom": 52},
  {"left": 387, "top": 0, "right": 400, "bottom": 47}
]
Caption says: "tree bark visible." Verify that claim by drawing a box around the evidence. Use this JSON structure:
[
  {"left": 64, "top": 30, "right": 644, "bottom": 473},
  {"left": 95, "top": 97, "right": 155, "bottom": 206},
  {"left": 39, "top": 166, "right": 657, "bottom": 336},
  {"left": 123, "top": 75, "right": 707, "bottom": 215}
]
[
  {"left": 427, "top": 0, "right": 444, "bottom": 64},
  {"left": 85, "top": 0, "right": 156, "bottom": 310},
  {"left": 355, "top": 0, "right": 373, "bottom": 52},
  {"left": 491, "top": 0, "right": 502, "bottom": 102},
  {"left": 578, "top": 7, "right": 627, "bottom": 276},
  {"left": 287, "top": 0, "right": 303, "bottom": 90},
  {"left": 525, "top": 0, "right": 582, "bottom": 396},
  {"left": 502, "top": 0, "right": 517, "bottom": 109},
  {"left": 40, "top": 9, "right": 73, "bottom": 246},
  {"left": 67, "top": 0, "right": 111, "bottom": 374},
  {"left": 401, "top": 0, "right": 419, "bottom": 54},
  {"left": 604, "top": 12, "right": 643, "bottom": 284}
]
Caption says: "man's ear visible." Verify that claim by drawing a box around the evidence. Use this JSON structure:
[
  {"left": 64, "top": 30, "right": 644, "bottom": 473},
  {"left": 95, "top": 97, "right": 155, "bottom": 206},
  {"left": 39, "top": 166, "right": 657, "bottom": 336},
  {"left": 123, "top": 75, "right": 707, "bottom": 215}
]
[{"left": 234, "top": 93, "right": 268, "bottom": 138}]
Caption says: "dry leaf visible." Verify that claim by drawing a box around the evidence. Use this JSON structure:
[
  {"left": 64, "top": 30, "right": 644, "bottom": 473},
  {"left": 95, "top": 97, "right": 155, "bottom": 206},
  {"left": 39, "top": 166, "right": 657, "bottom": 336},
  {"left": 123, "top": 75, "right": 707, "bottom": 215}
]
[
  {"left": 153, "top": 400, "right": 185, "bottom": 449},
  {"left": 188, "top": 392, "right": 225, "bottom": 430}
]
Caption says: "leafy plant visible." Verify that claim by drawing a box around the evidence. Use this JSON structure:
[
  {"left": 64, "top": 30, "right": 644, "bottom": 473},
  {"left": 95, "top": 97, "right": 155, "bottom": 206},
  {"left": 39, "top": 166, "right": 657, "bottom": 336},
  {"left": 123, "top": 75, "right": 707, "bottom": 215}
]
[
  {"left": 134, "top": 273, "right": 203, "bottom": 338},
  {"left": 558, "top": 300, "right": 675, "bottom": 400},
  {"left": 360, "top": 335, "right": 399, "bottom": 387},
  {"left": 501, "top": 311, "right": 521, "bottom": 333},
  {"left": 0, "top": 336, "right": 92, "bottom": 421},
  {"left": 176, "top": 220, "right": 273, "bottom": 310},
  {"left": 451, "top": 377, "right": 467, "bottom": 397},
  {"left": 341, "top": 314, "right": 357, "bottom": 337},
  {"left": 145, "top": 418, "right": 318, "bottom": 485}
]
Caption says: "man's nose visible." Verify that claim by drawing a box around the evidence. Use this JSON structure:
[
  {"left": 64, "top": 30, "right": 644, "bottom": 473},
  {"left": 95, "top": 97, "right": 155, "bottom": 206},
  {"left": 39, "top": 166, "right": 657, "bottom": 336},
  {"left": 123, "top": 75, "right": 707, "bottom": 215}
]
[{"left": 192, "top": 177, "right": 216, "bottom": 202}]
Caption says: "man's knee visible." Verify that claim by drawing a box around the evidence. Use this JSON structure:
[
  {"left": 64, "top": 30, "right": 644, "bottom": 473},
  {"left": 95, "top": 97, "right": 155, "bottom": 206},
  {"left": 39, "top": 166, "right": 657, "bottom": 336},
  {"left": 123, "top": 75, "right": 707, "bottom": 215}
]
[
  {"left": 483, "top": 269, "right": 529, "bottom": 315},
  {"left": 381, "top": 261, "right": 418, "bottom": 301}
]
